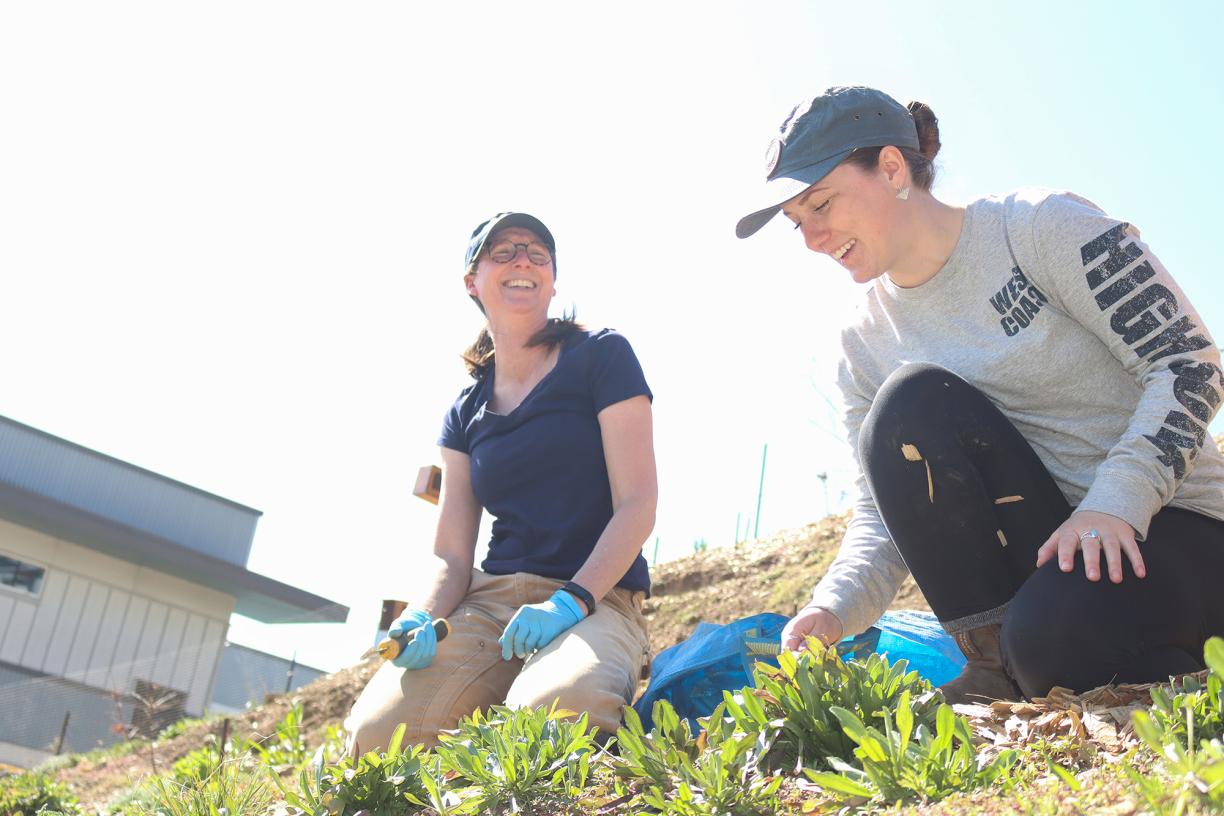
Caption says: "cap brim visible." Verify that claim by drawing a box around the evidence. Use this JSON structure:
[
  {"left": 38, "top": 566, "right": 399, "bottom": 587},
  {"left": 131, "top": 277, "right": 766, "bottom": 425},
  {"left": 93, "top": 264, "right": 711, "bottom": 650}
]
[{"left": 734, "top": 151, "right": 850, "bottom": 239}]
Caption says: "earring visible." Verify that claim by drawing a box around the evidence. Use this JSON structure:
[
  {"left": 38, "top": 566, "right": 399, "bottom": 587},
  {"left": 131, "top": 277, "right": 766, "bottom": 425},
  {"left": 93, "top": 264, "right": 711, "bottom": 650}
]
[{"left": 896, "top": 186, "right": 910, "bottom": 200}]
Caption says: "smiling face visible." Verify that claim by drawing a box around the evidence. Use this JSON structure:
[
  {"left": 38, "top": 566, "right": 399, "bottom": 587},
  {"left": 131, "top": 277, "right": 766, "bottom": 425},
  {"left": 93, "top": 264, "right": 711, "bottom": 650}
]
[
  {"left": 780, "top": 150, "right": 909, "bottom": 284},
  {"left": 464, "top": 226, "right": 556, "bottom": 318}
]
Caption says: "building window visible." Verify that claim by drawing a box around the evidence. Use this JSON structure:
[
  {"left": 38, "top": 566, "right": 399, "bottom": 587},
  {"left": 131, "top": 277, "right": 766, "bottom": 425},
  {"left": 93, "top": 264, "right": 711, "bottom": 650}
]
[{"left": 0, "top": 554, "right": 45, "bottom": 597}]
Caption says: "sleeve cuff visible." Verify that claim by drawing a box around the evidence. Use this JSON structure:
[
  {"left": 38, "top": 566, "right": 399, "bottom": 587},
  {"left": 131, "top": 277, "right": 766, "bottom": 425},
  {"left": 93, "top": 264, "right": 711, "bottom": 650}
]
[
  {"left": 807, "top": 589, "right": 861, "bottom": 639},
  {"left": 1078, "top": 475, "right": 1160, "bottom": 540}
]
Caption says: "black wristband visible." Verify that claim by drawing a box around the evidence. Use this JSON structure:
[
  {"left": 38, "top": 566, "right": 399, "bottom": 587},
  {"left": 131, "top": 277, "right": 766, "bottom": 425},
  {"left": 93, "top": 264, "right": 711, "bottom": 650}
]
[{"left": 559, "top": 581, "right": 596, "bottom": 615}]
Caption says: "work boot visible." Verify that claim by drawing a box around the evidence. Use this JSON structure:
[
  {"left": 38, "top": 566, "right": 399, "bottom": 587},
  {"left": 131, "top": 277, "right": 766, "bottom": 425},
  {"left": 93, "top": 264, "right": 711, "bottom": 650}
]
[{"left": 938, "top": 624, "right": 1021, "bottom": 704}]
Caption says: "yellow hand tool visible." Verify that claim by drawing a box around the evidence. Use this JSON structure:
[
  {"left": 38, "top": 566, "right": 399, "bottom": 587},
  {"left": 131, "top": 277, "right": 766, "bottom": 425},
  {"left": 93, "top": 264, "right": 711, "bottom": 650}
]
[{"left": 365, "top": 618, "right": 451, "bottom": 661}]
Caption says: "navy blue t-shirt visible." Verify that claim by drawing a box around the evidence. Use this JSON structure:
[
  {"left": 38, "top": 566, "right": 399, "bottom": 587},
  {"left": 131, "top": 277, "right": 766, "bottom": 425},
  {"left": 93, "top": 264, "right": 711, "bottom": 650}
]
[{"left": 438, "top": 329, "right": 653, "bottom": 592}]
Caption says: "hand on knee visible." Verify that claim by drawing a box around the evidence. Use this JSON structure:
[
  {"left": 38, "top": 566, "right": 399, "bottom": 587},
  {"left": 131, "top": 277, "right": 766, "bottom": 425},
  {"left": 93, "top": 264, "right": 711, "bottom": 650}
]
[{"left": 499, "top": 590, "right": 585, "bottom": 660}]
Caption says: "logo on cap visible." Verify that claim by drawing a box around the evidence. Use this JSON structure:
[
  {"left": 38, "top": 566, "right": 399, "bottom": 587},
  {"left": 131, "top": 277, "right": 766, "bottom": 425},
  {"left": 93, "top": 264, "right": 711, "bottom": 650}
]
[{"left": 764, "top": 138, "right": 782, "bottom": 179}]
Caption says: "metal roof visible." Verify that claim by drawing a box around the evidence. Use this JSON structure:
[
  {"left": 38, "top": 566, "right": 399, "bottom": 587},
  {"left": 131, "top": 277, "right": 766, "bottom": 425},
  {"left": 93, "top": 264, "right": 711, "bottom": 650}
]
[
  {"left": 0, "top": 416, "right": 259, "bottom": 566},
  {"left": 0, "top": 416, "right": 347, "bottom": 624}
]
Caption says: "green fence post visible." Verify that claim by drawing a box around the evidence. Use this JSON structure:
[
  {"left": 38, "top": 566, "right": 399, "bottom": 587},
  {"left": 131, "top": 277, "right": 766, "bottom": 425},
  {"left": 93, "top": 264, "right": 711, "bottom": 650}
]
[{"left": 754, "top": 443, "right": 768, "bottom": 539}]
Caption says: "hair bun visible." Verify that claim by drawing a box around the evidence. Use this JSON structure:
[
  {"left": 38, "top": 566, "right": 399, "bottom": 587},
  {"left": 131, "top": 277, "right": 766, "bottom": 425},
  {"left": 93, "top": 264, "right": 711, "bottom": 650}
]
[{"left": 906, "top": 101, "right": 941, "bottom": 161}]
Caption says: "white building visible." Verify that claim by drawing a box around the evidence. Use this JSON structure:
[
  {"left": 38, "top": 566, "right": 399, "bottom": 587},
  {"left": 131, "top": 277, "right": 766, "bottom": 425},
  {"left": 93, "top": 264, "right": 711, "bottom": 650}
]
[{"left": 0, "top": 416, "right": 347, "bottom": 767}]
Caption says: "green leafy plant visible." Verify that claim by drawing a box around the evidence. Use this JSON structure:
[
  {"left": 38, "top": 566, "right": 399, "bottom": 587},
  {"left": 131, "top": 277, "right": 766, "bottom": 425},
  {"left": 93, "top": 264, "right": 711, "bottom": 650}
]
[
  {"left": 615, "top": 700, "right": 780, "bottom": 815},
  {"left": 413, "top": 753, "right": 471, "bottom": 816},
  {"left": 614, "top": 702, "right": 707, "bottom": 791},
  {"left": 433, "top": 703, "right": 598, "bottom": 813},
  {"left": 727, "top": 637, "right": 942, "bottom": 771},
  {"left": 1145, "top": 637, "right": 1224, "bottom": 749},
  {"left": 170, "top": 743, "right": 224, "bottom": 787},
  {"left": 1125, "top": 636, "right": 1224, "bottom": 814},
  {"left": 804, "top": 693, "right": 1016, "bottom": 804},
  {"left": 314, "top": 723, "right": 347, "bottom": 768},
  {"left": 0, "top": 773, "right": 81, "bottom": 816},
  {"left": 277, "top": 722, "right": 432, "bottom": 816},
  {"left": 643, "top": 716, "right": 781, "bottom": 815},
  {"left": 1130, "top": 712, "right": 1224, "bottom": 814},
  {"left": 250, "top": 704, "right": 311, "bottom": 770}
]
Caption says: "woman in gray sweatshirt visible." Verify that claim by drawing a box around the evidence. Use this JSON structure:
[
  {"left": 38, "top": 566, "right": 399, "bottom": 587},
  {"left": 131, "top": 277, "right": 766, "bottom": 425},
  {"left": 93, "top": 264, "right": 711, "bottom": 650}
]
[{"left": 736, "top": 86, "right": 1224, "bottom": 702}]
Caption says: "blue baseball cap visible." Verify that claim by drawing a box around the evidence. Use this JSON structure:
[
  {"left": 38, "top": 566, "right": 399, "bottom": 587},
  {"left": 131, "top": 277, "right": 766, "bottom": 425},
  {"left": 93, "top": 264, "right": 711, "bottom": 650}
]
[
  {"left": 465, "top": 212, "right": 557, "bottom": 275},
  {"left": 735, "top": 86, "right": 920, "bottom": 239}
]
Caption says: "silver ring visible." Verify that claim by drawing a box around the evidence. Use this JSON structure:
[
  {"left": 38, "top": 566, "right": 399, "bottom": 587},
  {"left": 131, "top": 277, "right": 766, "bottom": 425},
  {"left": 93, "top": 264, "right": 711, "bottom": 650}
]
[{"left": 1078, "top": 528, "right": 1101, "bottom": 543}]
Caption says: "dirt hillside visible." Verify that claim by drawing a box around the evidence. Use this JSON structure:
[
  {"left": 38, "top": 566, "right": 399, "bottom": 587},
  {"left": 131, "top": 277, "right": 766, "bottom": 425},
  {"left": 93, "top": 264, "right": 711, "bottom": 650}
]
[{"left": 643, "top": 512, "right": 929, "bottom": 651}]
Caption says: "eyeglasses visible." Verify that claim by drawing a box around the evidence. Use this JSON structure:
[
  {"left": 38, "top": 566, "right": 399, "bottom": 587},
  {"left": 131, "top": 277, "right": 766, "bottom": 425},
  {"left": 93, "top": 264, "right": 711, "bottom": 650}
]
[{"left": 487, "top": 241, "right": 552, "bottom": 265}]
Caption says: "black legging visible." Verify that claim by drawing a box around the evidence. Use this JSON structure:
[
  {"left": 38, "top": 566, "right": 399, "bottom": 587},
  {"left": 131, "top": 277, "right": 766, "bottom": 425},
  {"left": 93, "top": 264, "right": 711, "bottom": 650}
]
[{"left": 859, "top": 362, "right": 1224, "bottom": 698}]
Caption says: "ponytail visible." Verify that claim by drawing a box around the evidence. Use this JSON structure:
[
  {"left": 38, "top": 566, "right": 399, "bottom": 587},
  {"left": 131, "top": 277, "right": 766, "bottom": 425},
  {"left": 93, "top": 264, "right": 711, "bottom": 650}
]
[{"left": 461, "top": 312, "right": 586, "bottom": 379}]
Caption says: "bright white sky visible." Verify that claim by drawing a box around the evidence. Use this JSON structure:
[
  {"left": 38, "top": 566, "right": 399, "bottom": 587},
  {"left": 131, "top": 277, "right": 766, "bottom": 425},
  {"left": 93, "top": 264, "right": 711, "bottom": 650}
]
[{"left": 2, "top": 1, "right": 1221, "bottom": 672}]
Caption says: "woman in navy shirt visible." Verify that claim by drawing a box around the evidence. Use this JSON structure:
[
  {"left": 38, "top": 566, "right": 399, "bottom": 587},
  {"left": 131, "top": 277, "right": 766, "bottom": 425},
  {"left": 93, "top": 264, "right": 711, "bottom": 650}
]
[{"left": 345, "top": 212, "right": 657, "bottom": 751}]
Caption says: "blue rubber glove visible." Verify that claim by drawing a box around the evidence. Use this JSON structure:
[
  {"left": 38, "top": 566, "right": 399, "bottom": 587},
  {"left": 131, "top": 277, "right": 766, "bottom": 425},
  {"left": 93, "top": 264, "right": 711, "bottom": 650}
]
[
  {"left": 387, "top": 608, "right": 437, "bottom": 670},
  {"left": 499, "top": 590, "right": 585, "bottom": 661}
]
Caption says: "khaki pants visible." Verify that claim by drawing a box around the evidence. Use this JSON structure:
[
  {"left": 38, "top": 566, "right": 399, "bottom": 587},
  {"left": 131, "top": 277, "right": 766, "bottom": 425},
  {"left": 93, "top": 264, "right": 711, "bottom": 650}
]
[{"left": 344, "top": 570, "right": 650, "bottom": 754}]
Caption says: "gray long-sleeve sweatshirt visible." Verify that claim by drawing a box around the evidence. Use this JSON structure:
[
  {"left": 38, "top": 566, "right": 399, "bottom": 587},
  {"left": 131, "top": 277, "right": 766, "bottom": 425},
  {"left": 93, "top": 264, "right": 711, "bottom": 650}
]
[{"left": 810, "top": 189, "right": 1224, "bottom": 637}]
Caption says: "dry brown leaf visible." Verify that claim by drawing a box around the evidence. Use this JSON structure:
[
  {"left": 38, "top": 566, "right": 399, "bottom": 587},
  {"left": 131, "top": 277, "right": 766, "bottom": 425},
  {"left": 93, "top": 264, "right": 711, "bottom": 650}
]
[
  {"left": 901, "top": 443, "right": 922, "bottom": 461},
  {"left": 1067, "top": 708, "right": 1088, "bottom": 741},
  {"left": 1031, "top": 710, "right": 1067, "bottom": 735},
  {"left": 1103, "top": 705, "right": 1143, "bottom": 725},
  {"left": 1033, "top": 686, "right": 1079, "bottom": 710},
  {"left": 952, "top": 702, "right": 995, "bottom": 719},
  {"left": 1081, "top": 711, "right": 1127, "bottom": 752}
]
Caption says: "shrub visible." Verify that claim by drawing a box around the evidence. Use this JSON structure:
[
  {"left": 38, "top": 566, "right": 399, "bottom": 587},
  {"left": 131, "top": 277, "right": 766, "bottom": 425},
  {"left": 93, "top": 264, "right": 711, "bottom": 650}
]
[
  {"left": 616, "top": 700, "right": 780, "bottom": 815},
  {"left": 725, "top": 637, "right": 942, "bottom": 771},
  {"left": 278, "top": 722, "right": 432, "bottom": 816},
  {"left": 434, "top": 703, "right": 599, "bottom": 813},
  {"left": 0, "top": 773, "right": 81, "bottom": 816},
  {"left": 1127, "top": 636, "right": 1224, "bottom": 813},
  {"left": 1144, "top": 637, "right": 1224, "bottom": 748},
  {"left": 804, "top": 693, "right": 1016, "bottom": 804},
  {"left": 614, "top": 702, "right": 706, "bottom": 791}
]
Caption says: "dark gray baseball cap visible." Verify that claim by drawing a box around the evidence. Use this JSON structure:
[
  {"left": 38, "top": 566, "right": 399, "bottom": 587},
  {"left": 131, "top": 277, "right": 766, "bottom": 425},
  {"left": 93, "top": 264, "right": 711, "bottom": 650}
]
[
  {"left": 735, "top": 86, "right": 919, "bottom": 239},
  {"left": 465, "top": 212, "right": 556, "bottom": 274}
]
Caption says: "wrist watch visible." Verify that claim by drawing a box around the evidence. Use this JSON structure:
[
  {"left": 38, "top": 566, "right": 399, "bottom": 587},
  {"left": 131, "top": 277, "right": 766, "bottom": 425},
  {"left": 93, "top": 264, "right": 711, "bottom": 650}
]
[{"left": 559, "top": 581, "right": 596, "bottom": 615}]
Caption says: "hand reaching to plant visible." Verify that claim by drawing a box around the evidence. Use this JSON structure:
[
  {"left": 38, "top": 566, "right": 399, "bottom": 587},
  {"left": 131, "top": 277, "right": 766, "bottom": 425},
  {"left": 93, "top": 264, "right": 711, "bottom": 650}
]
[
  {"left": 1035, "top": 509, "right": 1146, "bottom": 583},
  {"left": 387, "top": 608, "right": 438, "bottom": 670},
  {"left": 499, "top": 591, "right": 585, "bottom": 660},
  {"left": 781, "top": 604, "right": 843, "bottom": 652}
]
